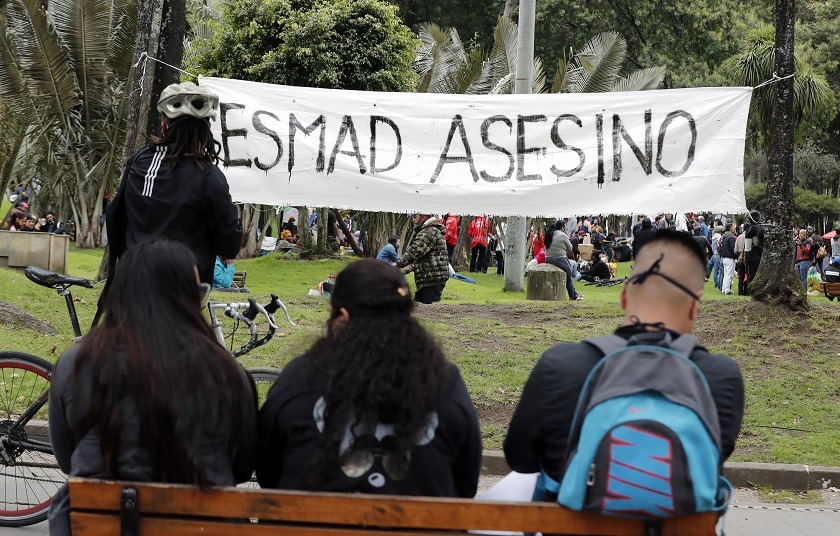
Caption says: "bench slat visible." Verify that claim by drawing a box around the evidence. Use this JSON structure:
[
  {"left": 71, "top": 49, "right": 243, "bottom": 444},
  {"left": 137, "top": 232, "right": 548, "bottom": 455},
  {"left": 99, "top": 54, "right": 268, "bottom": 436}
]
[
  {"left": 68, "top": 479, "right": 718, "bottom": 536},
  {"left": 822, "top": 282, "right": 840, "bottom": 296},
  {"left": 70, "top": 513, "right": 467, "bottom": 536}
]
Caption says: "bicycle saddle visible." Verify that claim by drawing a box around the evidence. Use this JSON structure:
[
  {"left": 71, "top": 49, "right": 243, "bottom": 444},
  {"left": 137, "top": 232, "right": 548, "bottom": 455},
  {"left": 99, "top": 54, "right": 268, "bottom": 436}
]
[{"left": 25, "top": 266, "right": 93, "bottom": 289}]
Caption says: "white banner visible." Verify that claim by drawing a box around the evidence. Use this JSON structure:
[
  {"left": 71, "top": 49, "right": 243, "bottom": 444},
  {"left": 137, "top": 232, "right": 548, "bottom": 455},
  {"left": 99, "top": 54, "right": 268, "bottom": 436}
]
[{"left": 200, "top": 77, "right": 752, "bottom": 217}]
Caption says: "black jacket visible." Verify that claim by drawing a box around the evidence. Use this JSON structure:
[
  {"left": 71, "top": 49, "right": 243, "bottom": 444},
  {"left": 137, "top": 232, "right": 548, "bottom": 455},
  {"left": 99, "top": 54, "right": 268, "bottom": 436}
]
[
  {"left": 48, "top": 344, "right": 258, "bottom": 535},
  {"left": 719, "top": 232, "right": 737, "bottom": 259},
  {"left": 580, "top": 259, "right": 611, "bottom": 282},
  {"left": 632, "top": 223, "right": 657, "bottom": 258},
  {"left": 504, "top": 326, "right": 744, "bottom": 482},
  {"left": 257, "top": 356, "right": 482, "bottom": 498},
  {"left": 107, "top": 145, "right": 242, "bottom": 283}
]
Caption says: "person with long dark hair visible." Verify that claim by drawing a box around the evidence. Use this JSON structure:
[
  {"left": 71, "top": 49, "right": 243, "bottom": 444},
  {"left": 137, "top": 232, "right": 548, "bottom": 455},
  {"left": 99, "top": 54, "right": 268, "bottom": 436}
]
[
  {"left": 544, "top": 219, "right": 583, "bottom": 300},
  {"left": 257, "top": 259, "right": 481, "bottom": 497},
  {"left": 48, "top": 239, "right": 258, "bottom": 535},
  {"left": 106, "top": 82, "right": 242, "bottom": 285}
]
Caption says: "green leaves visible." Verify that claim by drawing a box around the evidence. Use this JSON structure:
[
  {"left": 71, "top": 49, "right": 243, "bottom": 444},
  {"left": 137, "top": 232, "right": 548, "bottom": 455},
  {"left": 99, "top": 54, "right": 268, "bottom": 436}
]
[
  {"left": 0, "top": 0, "right": 137, "bottom": 244},
  {"left": 552, "top": 32, "right": 664, "bottom": 94},
  {"left": 415, "top": 17, "right": 545, "bottom": 95},
  {"left": 722, "top": 23, "right": 836, "bottom": 153},
  {"left": 190, "top": 0, "right": 417, "bottom": 92}
]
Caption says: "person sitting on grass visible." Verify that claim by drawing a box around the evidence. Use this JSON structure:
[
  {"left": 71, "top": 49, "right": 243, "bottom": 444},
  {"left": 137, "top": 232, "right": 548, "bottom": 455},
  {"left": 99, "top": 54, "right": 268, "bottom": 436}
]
[
  {"left": 257, "top": 259, "right": 481, "bottom": 497},
  {"left": 576, "top": 250, "right": 611, "bottom": 282},
  {"left": 48, "top": 239, "right": 258, "bottom": 536},
  {"left": 376, "top": 236, "right": 400, "bottom": 264}
]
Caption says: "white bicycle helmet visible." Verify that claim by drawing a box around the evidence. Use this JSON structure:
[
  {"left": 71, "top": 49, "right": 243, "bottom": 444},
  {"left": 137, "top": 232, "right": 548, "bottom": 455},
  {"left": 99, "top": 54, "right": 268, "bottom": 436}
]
[{"left": 157, "top": 81, "right": 219, "bottom": 121}]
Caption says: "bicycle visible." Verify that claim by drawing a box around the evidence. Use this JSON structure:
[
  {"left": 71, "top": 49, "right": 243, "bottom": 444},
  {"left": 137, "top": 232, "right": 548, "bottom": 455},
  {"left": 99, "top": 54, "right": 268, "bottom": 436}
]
[
  {"left": 206, "top": 293, "right": 295, "bottom": 404},
  {"left": 0, "top": 266, "right": 291, "bottom": 526}
]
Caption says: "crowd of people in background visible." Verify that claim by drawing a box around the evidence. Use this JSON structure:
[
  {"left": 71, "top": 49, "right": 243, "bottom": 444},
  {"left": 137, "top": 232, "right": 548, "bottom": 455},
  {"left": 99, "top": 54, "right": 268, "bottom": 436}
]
[{"left": 2, "top": 184, "right": 67, "bottom": 235}]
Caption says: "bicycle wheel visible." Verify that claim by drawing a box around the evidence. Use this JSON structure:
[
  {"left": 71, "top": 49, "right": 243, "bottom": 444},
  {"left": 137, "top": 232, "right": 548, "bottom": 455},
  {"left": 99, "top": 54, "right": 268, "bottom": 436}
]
[
  {"left": 0, "top": 351, "right": 60, "bottom": 527},
  {"left": 247, "top": 367, "right": 282, "bottom": 408}
]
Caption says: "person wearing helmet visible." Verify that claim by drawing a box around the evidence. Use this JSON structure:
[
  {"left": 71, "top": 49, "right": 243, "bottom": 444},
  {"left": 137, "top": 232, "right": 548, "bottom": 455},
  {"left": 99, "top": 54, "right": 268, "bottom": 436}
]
[{"left": 106, "top": 81, "right": 242, "bottom": 284}]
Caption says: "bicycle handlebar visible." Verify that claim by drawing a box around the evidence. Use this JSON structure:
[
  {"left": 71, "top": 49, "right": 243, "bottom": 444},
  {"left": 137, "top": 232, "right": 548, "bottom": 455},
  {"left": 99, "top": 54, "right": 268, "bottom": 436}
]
[{"left": 209, "top": 294, "right": 291, "bottom": 357}]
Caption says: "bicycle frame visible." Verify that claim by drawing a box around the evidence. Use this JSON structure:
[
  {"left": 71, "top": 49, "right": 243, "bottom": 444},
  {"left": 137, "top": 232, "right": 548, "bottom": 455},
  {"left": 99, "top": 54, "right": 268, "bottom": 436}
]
[
  {"left": 58, "top": 285, "right": 84, "bottom": 341},
  {"left": 206, "top": 294, "right": 293, "bottom": 357}
]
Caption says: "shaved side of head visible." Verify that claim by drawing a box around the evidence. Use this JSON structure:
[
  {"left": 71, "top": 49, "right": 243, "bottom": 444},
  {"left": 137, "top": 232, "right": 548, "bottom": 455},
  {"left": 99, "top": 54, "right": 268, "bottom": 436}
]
[{"left": 623, "top": 230, "right": 707, "bottom": 333}]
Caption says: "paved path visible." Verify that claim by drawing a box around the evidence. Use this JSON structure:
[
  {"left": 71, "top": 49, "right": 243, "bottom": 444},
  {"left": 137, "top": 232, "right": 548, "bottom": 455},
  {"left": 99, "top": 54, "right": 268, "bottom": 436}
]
[{"left": 2, "top": 489, "right": 839, "bottom": 535}]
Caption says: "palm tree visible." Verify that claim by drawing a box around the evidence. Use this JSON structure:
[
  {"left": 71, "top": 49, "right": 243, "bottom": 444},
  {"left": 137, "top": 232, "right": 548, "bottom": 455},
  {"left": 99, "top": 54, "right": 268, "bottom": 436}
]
[
  {"left": 723, "top": 25, "right": 832, "bottom": 155},
  {"left": 416, "top": 21, "right": 664, "bottom": 96},
  {"left": 0, "top": 0, "right": 137, "bottom": 248}
]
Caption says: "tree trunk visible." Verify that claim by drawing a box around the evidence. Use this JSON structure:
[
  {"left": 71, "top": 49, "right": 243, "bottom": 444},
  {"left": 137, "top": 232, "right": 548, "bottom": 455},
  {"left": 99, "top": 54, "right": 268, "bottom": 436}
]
[
  {"left": 98, "top": 0, "right": 185, "bottom": 279},
  {"left": 315, "top": 208, "right": 329, "bottom": 253},
  {"left": 453, "top": 216, "right": 472, "bottom": 271},
  {"left": 238, "top": 204, "right": 261, "bottom": 258},
  {"left": 297, "top": 206, "right": 313, "bottom": 249},
  {"left": 335, "top": 212, "right": 361, "bottom": 255},
  {"left": 123, "top": 0, "right": 184, "bottom": 161},
  {"left": 750, "top": 0, "right": 807, "bottom": 311}
]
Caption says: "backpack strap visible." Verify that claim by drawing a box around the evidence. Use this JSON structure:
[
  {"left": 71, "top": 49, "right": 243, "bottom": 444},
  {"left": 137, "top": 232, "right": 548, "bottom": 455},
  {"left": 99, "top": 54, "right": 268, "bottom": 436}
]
[
  {"left": 583, "top": 334, "right": 628, "bottom": 356},
  {"left": 585, "top": 332, "right": 697, "bottom": 359}
]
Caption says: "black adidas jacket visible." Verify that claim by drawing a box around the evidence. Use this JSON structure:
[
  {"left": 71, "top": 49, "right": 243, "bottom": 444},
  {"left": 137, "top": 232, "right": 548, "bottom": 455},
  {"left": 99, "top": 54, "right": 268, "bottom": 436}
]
[{"left": 107, "top": 145, "right": 242, "bottom": 282}]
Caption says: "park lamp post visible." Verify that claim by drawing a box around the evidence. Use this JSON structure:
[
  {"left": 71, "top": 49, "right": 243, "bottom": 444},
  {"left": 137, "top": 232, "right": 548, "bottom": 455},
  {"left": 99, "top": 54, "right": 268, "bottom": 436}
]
[{"left": 504, "top": 0, "right": 536, "bottom": 292}]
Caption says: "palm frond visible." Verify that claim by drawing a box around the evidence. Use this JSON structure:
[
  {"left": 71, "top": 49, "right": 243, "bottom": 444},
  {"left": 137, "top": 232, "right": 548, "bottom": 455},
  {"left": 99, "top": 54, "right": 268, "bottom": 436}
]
[
  {"left": 566, "top": 31, "right": 627, "bottom": 93},
  {"left": 6, "top": 0, "right": 81, "bottom": 126},
  {"left": 793, "top": 68, "right": 832, "bottom": 122},
  {"left": 471, "top": 17, "right": 519, "bottom": 93},
  {"left": 51, "top": 0, "right": 113, "bottom": 123},
  {"left": 0, "top": 15, "right": 29, "bottom": 100},
  {"left": 414, "top": 23, "right": 468, "bottom": 93},
  {"left": 532, "top": 56, "right": 546, "bottom": 94},
  {"left": 612, "top": 66, "right": 665, "bottom": 92},
  {"left": 549, "top": 49, "right": 571, "bottom": 93},
  {"left": 106, "top": 0, "right": 138, "bottom": 78}
]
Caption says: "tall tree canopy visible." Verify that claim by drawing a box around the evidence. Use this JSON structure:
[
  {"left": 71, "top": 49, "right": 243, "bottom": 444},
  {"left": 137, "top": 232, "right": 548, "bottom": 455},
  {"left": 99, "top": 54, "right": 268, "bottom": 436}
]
[{"left": 188, "top": 0, "right": 417, "bottom": 92}]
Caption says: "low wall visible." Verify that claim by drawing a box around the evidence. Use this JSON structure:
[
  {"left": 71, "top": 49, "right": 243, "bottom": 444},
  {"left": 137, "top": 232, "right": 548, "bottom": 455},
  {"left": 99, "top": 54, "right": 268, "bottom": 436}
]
[{"left": 0, "top": 230, "right": 69, "bottom": 273}]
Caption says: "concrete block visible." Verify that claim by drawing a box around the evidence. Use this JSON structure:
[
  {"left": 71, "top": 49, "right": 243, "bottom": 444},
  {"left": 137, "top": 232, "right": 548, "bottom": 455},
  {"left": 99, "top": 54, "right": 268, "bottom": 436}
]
[{"left": 724, "top": 462, "right": 810, "bottom": 491}]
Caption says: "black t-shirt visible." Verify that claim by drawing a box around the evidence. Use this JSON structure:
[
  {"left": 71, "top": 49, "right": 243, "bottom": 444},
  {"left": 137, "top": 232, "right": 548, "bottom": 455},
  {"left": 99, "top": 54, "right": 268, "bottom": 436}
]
[
  {"left": 257, "top": 355, "right": 482, "bottom": 498},
  {"left": 327, "top": 210, "right": 339, "bottom": 237},
  {"left": 504, "top": 326, "right": 744, "bottom": 481}
]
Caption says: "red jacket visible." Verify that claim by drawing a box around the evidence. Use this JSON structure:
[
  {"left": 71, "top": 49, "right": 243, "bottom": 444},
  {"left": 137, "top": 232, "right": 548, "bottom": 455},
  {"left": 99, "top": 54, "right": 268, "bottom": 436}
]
[
  {"left": 531, "top": 232, "right": 545, "bottom": 257},
  {"left": 444, "top": 215, "right": 460, "bottom": 247},
  {"left": 468, "top": 217, "right": 491, "bottom": 248}
]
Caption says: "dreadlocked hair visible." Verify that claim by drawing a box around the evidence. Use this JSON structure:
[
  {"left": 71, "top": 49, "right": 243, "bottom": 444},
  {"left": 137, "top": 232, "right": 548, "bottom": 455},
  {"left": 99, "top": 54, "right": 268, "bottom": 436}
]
[
  {"left": 305, "top": 259, "right": 448, "bottom": 488},
  {"left": 150, "top": 116, "right": 222, "bottom": 170}
]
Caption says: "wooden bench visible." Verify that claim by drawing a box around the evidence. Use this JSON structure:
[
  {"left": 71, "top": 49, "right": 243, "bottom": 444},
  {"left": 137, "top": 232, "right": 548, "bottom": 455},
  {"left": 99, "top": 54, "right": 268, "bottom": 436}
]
[
  {"left": 821, "top": 281, "right": 840, "bottom": 300},
  {"left": 68, "top": 478, "right": 719, "bottom": 536}
]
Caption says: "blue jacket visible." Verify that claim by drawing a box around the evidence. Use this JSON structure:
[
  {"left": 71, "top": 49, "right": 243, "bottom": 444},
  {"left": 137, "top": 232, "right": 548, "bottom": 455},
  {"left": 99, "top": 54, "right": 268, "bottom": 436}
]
[
  {"left": 213, "top": 257, "right": 235, "bottom": 288},
  {"left": 376, "top": 243, "right": 398, "bottom": 263}
]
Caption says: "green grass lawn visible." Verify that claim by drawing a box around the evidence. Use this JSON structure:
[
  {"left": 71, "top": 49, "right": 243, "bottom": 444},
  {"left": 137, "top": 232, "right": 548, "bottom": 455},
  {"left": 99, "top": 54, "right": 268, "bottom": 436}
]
[{"left": 1, "top": 246, "right": 839, "bottom": 465}]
